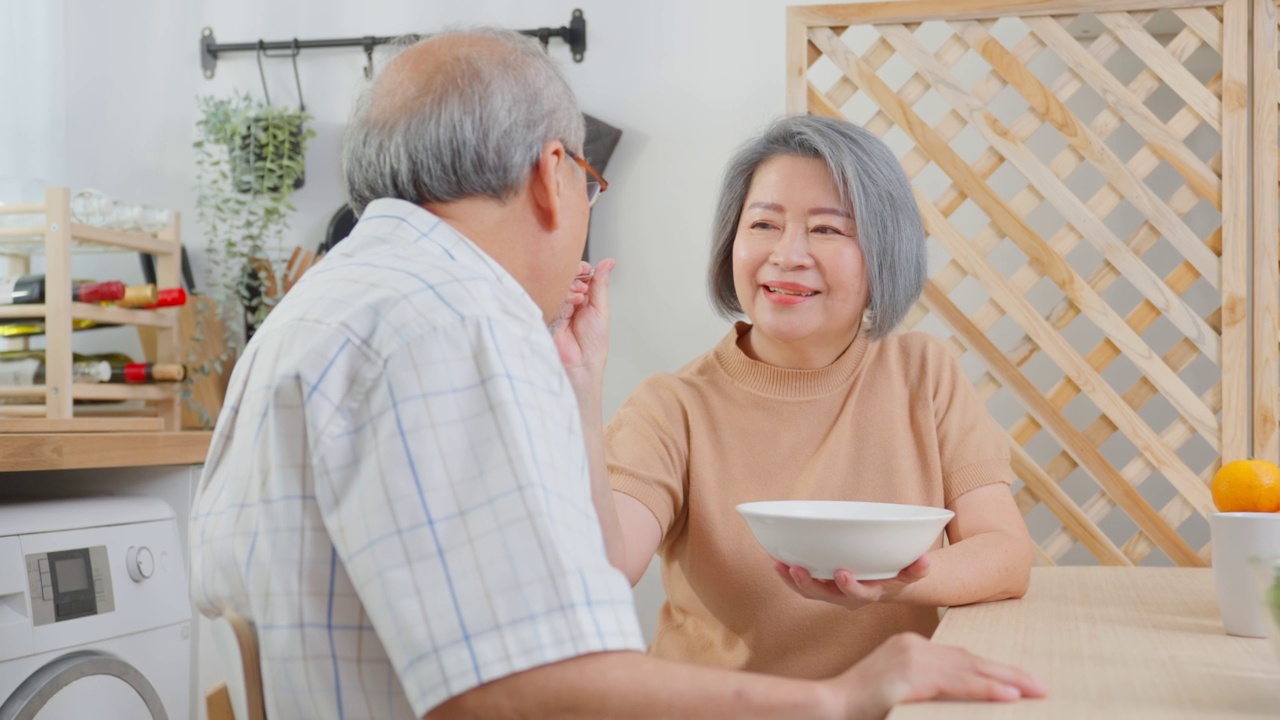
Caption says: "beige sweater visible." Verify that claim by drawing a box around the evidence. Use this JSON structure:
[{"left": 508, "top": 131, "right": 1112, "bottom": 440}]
[{"left": 607, "top": 323, "right": 1014, "bottom": 679}]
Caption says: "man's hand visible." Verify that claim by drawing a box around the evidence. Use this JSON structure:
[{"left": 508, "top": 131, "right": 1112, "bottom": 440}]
[
  {"left": 828, "top": 632, "right": 1046, "bottom": 719},
  {"left": 552, "top": 258, "right": 615, "bottom": 390},
  {"left": 773, "top": 556, "right": 931, "bottom": 610}
]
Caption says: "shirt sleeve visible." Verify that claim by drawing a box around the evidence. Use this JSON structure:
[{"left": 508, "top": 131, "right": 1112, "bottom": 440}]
[
  {"left": 929, "top": 342, "right": 1016, "bottom": 507},
  {"left": 605, "top": 375, "right": 690, "bottom": 543},
  {"left": 308, "top": 314, "right": 644, "bottom": 716}
]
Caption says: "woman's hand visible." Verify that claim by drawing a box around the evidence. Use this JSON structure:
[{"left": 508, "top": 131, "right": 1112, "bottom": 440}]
[
  {"left": 774, "top": 555, "right": 931, "bottom": 609},
  {"left": 552, "top": 258, "right": 615, "bottom": 390}
]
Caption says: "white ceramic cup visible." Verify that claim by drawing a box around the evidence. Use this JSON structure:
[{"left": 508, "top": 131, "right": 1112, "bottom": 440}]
[{"left": 1210, "top": 512, "right": 1280, "bottom": 637}]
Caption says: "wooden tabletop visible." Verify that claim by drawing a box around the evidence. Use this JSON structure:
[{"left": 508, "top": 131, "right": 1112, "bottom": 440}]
[
  {"left": 889, "top": 567, "right": 1280, "bottom": 719},
  {"left": 0, "top": 432, "right": 212, "bottom": 472}
]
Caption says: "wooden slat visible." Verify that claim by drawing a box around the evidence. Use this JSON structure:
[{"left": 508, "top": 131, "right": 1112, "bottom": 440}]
[
  {"left": 1008, "top": 438, "right": 1131, "bottom": 564},
  {"left": 154, "top": 215, "right": 183, "bottom": 430},
  {"left": 788, "top": 10, "right": 811, "bottom": 114},
  {"left": 72, "top": 384, "right": 177, "bottom": 402},
  {"left": 871, "top": 26, "right": 1221, "bottom": 446},
  {"left": 1172, "top": 7, "right": 1225, "bottom": 54},
  {"left": 1096, "top": 11, "right": 1223, "bottom": 130},
  {"left": 788, "top": 1, "right": 1220, "bottom": 27},
  {"left": 0, "top": 303, "right": 176, "bottom": 328},
  {"left": 1218, "top": 0, "right": 1249, "bottom": 463},
  {"left": 0, "top": 226, "right": 44, "bottom": 239},
  {"left": 0, "top": 417, "right": 164, "bottom": 433},
  {"left": 1026, "top": 16, "right": 1222, "bottom": 208},
  {"left": 72, "top": 303, "right": 177, "bottom": 329},
  {"left": 1253, "top": 0, "right": 1280, "bottom": 460},
  {"left": 0, "top": 203, "right": 44, "bottom": 216},
  {"left": 950, "top": 20, "right": 1222, "bottom": 287},
  {"left": 69, "top": 223, "right": 177, "bottom": 255},
  {"left": 921, "top": 276, "right": 1204, "bottom": 566},
  {"left": 43, "top": 187, "right": 72, "bottom": 421}
]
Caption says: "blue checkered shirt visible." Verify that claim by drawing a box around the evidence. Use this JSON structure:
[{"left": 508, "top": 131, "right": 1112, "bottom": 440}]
[{"left": 190, "top": 199, "right": 643, "bottom": 719}]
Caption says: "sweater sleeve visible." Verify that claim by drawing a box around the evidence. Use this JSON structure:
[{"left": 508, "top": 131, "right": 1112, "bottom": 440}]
[
  {"left": 930, "top": 343, "right": 1016, "bottom": 507},
  {"left": 605, "top": 375, "right": 690, "bottom": 543}
]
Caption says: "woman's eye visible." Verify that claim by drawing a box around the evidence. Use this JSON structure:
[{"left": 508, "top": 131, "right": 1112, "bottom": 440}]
[
  {"left": 750, "top": 221, "right": 777, "bottom": 231},
  {"left": 811, "top": 225, "right": 845, "bottom": 235}
]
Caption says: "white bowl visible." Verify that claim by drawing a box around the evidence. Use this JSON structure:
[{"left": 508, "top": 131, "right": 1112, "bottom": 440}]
[{"left": 736, "top": 500, "right": 955, "bottom": 580}]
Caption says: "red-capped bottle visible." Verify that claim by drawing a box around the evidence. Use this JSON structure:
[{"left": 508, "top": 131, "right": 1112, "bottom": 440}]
[
  {"left": 110, "top": 362, "right": 186, "bottom": 384},
  {"left": 0, "top": 274, "right": 129, "bottom": 305}
]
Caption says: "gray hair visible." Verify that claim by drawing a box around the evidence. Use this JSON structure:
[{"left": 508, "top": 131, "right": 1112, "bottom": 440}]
[
  {"left": 342, "top": 28, "right": 585, "bottom": 214},
  {"left": 708, "top": 115, "right": 926, "bottom": 338}
]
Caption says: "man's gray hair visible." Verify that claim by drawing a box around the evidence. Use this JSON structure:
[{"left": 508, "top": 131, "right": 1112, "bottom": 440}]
[
  {"left": 708, "top": 115, "right": 926, "bottom": 338},
  {"left": 342, "top": 28, "right": 585, "bottom": 214}
]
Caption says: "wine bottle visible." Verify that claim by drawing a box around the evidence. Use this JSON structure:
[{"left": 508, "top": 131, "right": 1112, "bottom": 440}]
[
  {"left": 0, "top": 355, "right": 111, "bottom": 386},
  {"left": 0, "top": 274, "right": 130, "bottom": 305},
  {"left": 0, "top": 350, "right": 186, "bottom": 385},
  {"left": 0, "top": 287, "right": 187, "bottom": 337}
]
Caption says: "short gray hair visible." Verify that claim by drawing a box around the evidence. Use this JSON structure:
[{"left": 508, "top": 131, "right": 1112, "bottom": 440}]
[
  {"left": 708, "top": 115, "right": 926, "bottom": 338},
  {"left": 342, "top": 28, "right": 585, "bottom": 214}
]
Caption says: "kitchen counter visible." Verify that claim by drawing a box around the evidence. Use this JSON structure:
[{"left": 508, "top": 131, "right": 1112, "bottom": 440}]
[
  {"left": 0, "top": 432, "right": 212, "bottom": 472},
  {"left": 889, "top": 566, "right": 1280, "bottom": 719}
]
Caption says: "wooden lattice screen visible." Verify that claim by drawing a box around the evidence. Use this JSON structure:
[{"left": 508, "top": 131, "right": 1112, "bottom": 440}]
[{"left": 787, "top": 0, "right": 1280, "bottom": 567}]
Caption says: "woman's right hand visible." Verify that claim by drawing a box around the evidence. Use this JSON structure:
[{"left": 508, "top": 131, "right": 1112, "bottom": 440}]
[
  {"left": 824, "top": 630, "right": 1044, "bottom": 712},
  {"left": 551, "top": 258, "right": 615, "bottom": 390},
  {"left": 826, "top": 633, "right": 1045, "bottom": 719}
]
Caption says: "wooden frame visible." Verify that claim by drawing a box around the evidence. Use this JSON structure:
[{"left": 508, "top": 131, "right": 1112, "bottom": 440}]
[
  {"left": 789, "top": 0, "right": 1273, "bottom": 566},
  {"left": 1254, "top": 0, "right": 1280, "bottom": 460}
]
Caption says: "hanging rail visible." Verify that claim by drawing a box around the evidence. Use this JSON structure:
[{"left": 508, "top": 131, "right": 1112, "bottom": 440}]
[{"left": 200, "top": 8, "right": 587, "bottom": 79}]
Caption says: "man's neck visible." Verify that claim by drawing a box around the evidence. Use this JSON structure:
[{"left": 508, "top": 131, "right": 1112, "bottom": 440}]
[{"left": 422, "top": 195, "right": 552, "bottom": 322}]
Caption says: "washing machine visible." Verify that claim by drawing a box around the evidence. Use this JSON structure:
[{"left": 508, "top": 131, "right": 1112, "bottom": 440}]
[{"left": 0, "top": 496, "right": 191, "bottom": 719}]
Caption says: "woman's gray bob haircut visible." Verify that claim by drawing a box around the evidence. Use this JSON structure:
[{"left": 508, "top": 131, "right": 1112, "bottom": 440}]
[
  {"left": 342, "top": 28, "right": 585, "bottom": 214},
  {"left": 708, "top": 115, "right": 926, "bottom": 338}
]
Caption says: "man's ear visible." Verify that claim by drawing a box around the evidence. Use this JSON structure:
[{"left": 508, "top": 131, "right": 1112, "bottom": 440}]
[{"left": 528, "top": 140, "right": 567, "bottom": 231}]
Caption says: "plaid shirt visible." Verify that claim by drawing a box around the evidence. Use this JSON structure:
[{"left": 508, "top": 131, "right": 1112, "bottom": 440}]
[{"left": 190, "top": 199, "right": 643, "bottom": 719}]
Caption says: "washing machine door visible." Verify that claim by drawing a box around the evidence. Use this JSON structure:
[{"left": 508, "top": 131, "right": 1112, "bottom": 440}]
[{"left": 0, "top": 650, "right": 167, "bottom": 720}]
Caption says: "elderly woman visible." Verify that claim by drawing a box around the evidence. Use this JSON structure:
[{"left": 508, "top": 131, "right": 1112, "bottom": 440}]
[{"left": 600, "top": 115, "right": 1034, "bottom": 679}]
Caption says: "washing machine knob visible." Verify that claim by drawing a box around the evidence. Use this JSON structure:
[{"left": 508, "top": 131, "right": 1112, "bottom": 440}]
[{"left": 127, "top": 546, "right": 155, "bottom": 582}]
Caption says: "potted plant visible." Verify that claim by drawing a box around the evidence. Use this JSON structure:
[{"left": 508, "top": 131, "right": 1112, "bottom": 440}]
[
  {"left": 194, "top": 91, "right": 312, "bottom": 332},
  {"left": 186, "top": 91, "right": 313, "bottom": 425}
]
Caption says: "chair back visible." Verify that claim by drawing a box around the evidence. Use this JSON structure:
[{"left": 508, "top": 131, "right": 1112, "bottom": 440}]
[{"left": 206, "top": 610, "right": 268, "bottom": 720}]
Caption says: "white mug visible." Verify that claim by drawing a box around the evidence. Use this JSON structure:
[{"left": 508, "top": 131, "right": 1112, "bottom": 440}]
[{"left": 1210, "top": 512, "right": 1280, "bottom": 637}]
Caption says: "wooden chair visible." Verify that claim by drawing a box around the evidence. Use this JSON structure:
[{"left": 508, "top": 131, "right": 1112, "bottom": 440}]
[{"left": 204, "top": 611, "right": 268, "bottom": 720}]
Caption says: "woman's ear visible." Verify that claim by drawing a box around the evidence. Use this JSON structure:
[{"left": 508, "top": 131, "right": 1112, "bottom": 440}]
[{"left": 528, "top": 140, "right": 567, "bottom": 231}]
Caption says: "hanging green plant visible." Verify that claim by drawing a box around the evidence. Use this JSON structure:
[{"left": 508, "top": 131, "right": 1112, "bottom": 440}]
[
  {"left": 194, "top": 91, "right": 312, "bottom": 329},
  {"left": 187, "top": 91, "right": 313, "bottom": 424}
]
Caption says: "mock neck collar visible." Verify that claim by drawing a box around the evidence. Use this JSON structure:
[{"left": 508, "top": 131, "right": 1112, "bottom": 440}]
[{"left": 712, "top": 322, "right": 872, "bottom": 398}]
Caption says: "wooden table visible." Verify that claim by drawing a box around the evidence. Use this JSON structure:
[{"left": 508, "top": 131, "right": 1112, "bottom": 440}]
[{"left": 889, "top": 567, "right": 1280, "bottom": 719}]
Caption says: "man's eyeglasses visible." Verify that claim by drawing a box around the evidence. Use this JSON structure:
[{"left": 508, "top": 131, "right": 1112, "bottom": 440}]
[{"left": 566, "top": 148, "right": 608, "bottom": 207}]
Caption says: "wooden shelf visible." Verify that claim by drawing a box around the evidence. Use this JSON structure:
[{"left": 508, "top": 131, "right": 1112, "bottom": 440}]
[
  {"left": 0, "top": 431, "right": 212, "bottom": 472},
  {"left": 0, "top": 187, "right": 185, "bottom": 431},
  {"left": 0, "top": 302, "right": 177, "bottom": 327}
]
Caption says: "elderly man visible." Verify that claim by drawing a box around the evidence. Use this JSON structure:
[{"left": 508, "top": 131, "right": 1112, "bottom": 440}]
[{"left": 190, "top": 28, "right": 1043, "bottom": 720}]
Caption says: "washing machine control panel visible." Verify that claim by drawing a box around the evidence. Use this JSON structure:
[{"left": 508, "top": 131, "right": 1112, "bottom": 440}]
[{"left": 26, "top": 545, "right": 115, "bottom": 627}]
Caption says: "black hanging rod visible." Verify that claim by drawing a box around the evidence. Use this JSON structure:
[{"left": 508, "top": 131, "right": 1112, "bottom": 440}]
[{"left": 201, "top": 8, "right": 586, "bottom": 79}]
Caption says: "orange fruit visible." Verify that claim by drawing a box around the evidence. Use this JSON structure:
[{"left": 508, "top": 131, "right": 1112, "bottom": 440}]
[{"left": 1211, "top": 459, "right": 1280, "bottom": 513}]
